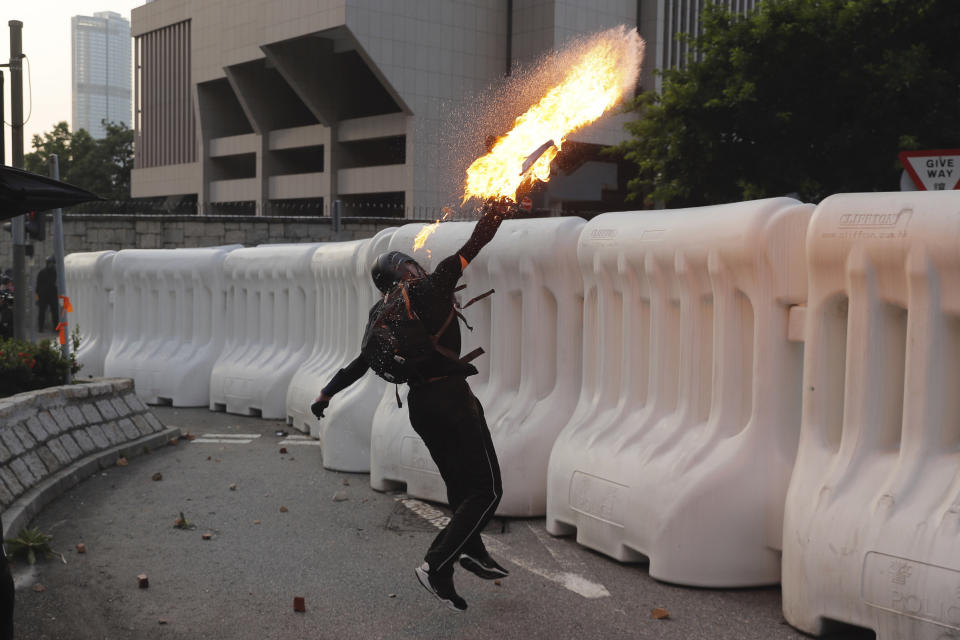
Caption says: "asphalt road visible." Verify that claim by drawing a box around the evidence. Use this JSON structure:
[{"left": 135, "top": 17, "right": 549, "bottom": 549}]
[{"left": 9, "top": 406, "right": 873, "bottom": 640}]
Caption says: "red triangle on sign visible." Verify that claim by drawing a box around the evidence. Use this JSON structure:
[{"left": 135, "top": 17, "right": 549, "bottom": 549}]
[{"left": 898, "top": 150, "right": 960, "bottom": 191}]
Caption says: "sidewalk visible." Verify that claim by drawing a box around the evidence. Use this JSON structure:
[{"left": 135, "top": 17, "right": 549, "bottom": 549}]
[{"left": 10, "top": 406, "right": 871, "bottom": 640}]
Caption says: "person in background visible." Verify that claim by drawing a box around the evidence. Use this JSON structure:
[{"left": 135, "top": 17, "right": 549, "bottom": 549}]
[{"left": 35, "top": 257, "right": 58, "bottom": 333}]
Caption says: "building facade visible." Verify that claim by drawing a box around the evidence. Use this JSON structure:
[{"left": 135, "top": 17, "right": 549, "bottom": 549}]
[
  {"left": 72, "top": 11, "right": 133, "bottom": 139},
  {"left": 130, "top": 0, "right": 759, "bottom": 217}
]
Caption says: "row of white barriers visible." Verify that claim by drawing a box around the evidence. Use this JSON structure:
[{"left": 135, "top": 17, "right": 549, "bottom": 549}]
[{"left": 65, "top": 191, "right": 960, "bottom": 639}]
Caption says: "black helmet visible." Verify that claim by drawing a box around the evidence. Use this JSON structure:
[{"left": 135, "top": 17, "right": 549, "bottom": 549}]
[
  {"left": 371, "top": 251, "right": 426, "bottom": 293},
  {"left": 46, "top": 256, "right": 55, "bottom": 265}
]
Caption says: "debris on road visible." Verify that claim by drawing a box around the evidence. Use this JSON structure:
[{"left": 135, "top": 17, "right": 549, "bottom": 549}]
[
  {"left": 275, "top": 430, "right": 288, "bottom": 437},
  {"left": 651, "top": 607, "right": 670, "bottom": 620},
  {"left": 75, "top": 543, "right": 86, "bottom": 554},
  {"left": 253, "top": 520, "right": 261, "bottom": 525},
  {"left": 116, "top": 457, "right": 128, "bottom": 467},
  {"left": 279, "top": 505, "right": 288, "bottom": 513},
  {"left": 138, "top": 574, "right": 149, "bottom": 589},
  {"left": 151, "top": 472, "right": 163, "bottom": 481},
  {"left": 332, "top": 492, "right": 348, "bottom": 502},
  {"left": 293, "top": 596, "right": 306, "bottom": 612},
  {"left": 279, "top": 447, "right": 288, "bottom": 454},
  {"left": 229, "top": 483, "right": 237, "bottom": 491},
  {"left": 202, "top": 533, "right": 212, "bottom": 540},
  {"left": 173, "top": 512, "right": 194, "bottom": 529},
  {"left": 342, "top": 478, "right": 350, "bottom": 486},
  {"left": 32, "top": 584, "right": 46, "bottom": 593}
]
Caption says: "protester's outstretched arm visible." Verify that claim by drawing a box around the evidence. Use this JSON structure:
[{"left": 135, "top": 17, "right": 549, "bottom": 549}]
[
  {"left": 429, "top": 199, "right": 517, "bottom": 292},
  {"left": 312, "top": 354, "right": 368, "bottom": 418},
  {"left": 457, "top": 198, "right": 516, "bottom": 264}
]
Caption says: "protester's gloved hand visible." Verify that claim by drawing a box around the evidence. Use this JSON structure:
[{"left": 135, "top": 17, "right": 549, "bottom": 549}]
[{"left": 311, "top": 398, "right": 329, "bottom": 419}]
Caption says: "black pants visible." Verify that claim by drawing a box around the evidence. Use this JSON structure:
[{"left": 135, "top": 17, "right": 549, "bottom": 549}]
[
  {"left": 37, "top": 296, "right": 57, "bottom": 332},
  {"left": 407, "top": 376, "right": 502, "bottom": 576},
  {"left": 0, "top": 517, "right": 14, "bottom": 640}
]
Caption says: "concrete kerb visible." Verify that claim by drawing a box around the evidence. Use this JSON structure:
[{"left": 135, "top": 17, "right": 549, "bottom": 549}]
[
  {"left": 1, "top": 426, "right": 181, "bottom": 541},
  {"left": 0, "top": 378, "right": 181, "bottom": 541}
]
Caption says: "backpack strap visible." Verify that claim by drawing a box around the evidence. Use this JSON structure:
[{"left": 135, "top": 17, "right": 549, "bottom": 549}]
[{"left": 458, "top": 288, "right": 495, "bottom": 310}]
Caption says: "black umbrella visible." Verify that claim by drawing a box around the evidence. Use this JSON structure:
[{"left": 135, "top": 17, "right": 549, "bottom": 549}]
[{"left": 0, "top": 165, "right": 103, "bottom": 220}]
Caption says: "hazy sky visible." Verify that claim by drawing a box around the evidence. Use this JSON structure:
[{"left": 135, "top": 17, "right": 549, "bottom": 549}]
[{"left": 2, "top": 1, "right": 143, "bottom": 165}]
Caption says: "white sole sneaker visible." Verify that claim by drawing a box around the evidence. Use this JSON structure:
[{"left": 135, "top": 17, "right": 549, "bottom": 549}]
[{"left": 415, "top": 563, "right": 467, "bottom": 612}]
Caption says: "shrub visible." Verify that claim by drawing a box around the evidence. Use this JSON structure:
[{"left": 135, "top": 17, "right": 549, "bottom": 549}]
[{"left": 0, "top": 337, "right": 80, "bottom": 398}]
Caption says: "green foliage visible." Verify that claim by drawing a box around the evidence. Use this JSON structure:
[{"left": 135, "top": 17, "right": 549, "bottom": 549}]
[
  {"left": 3, "top": 527, "right": 55, "bottom": 565},
  {"left": 614, "top": 0, "right": 960, "bottom": 207},
  {"left": 0, "top": 337, "right": 80, "bottom": 398},
  {"left": 25, "top": 120, "right": 134, "bottom": 201}
]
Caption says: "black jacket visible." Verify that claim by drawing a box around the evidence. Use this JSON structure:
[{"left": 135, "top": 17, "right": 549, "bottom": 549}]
[{"left": 322, "top": 205, "right": 508, "bottom": 396}]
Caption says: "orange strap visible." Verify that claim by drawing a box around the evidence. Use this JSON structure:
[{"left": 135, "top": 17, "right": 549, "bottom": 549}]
[{"left": 56, "top": 296, "right": 72, "bottom": 346}]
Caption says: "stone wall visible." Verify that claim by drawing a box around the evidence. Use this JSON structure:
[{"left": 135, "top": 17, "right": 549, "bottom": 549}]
[
  {"left": 0, "top": 378, "right": 180, "bottom": 538},
  {"left": 1, "top": 213, "right": 414, "bottom": 266},
  {"left": 1, "top": 213, "right": 420, "bottom": 340}
]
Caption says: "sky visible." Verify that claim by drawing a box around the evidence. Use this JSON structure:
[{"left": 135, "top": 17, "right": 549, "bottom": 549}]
[{"left": 2, "top": 1, "right": 143, "bottom": 166}]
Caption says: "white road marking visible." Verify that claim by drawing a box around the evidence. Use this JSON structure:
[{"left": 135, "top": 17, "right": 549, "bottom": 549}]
[
  {"left": 278, "top": 439, "right": 322, "bottom": 446},
  {"left": 200, "top": 433, "right": 261, "bottom": 439},
  {"left": 484, "top": 535, "right": 611, "bottom": 599},
  {"left": 397, "top": 498, "right": 610, "bottom": 599},
  {"left": 193, "top": 438, "right": 254, "bottom": 444}
]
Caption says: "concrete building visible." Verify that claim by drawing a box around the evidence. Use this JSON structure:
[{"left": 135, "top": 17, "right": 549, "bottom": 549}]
[
  {"left": 72, "top": 11, "right": 133, "bottom": 138},
  {"left": 130, "top": 0, "right": 759, "bottom": 217}
]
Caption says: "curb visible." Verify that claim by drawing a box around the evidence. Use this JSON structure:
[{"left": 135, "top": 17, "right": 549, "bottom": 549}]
[{"left": 1, "top": 426, "right": 182, "bottom": 540}]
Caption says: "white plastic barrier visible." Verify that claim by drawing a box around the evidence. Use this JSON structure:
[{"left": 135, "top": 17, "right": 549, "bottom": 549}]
[
  {"left": 64, "top": 251, "right": 116, "bottom": 378},
  {"left": 103, "top": 247, "right": 237, "bottom": 405},
  {"left": 285, "top": 228, "right": 395, "bottom": 472},
  {"left": 546, "top": 198, "right": 813, "bottom": 587},
  {"left": 782, "top": 191, "right": 960, "bottom": 639},
  {"left": 209, "top": 243, "right": 322, "bottom": 418},
  {"left": 369, "top": 217, "right": 586, "bottom": 516}
]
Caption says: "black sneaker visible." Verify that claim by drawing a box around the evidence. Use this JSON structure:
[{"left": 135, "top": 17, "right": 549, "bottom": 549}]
[
  {"left": 459, "top": 552, "right": 509, "bottom": 580},
  {"left": 415, "top": 563, "right": 467, "bottom": 612}
]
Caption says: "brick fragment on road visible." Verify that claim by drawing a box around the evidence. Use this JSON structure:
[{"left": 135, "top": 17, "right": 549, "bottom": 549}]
[
  {"left": 279, "top": 505, "right": 288, "bottom": 513},
  {"left": 138, "top": 574, "right": 149, "bottom": 589},
  {"left": 651, "top": 607, "right": 670, "bottom": 620},
  {"left": 293, "top": 596, "right": 306, "bottom": 612},
  {"left": 202, "top": 533, "right": 212, "bottom": 540},
  {"left": 76, "top": 543, "right": 86, "bottom": 554},
  {"left": 116, "top": 457, "right": 128, "bottom": 467}
]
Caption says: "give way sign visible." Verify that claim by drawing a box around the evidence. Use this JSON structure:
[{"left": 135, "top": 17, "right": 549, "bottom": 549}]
[{"left": 898, "top": 149, "right": 960, "bottom": 190}]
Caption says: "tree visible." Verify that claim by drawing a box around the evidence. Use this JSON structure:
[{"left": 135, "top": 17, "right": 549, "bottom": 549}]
[
  {"left": 24, "top": 120, "right": 134, "bottom": 201},
  {"left": 614, "top": 0, "right": 960, "bottom": 207}
]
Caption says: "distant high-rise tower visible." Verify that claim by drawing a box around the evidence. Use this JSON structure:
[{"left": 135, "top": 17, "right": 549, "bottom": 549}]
[{"left": 72, "top": 11, "right": 131, "bottom": 138}]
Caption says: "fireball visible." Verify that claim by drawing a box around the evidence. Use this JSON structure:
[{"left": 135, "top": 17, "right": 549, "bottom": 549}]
[{"left": 462, "top": 25, "right": 645, "bottom": 204}]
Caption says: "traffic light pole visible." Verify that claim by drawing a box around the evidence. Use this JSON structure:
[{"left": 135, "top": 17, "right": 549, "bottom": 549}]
[
  {"left": 48, "top": 154, "right": 70, "bottom": 382},
  {"left": 8, "top": 20, "right": 27, "bottom": 341}
]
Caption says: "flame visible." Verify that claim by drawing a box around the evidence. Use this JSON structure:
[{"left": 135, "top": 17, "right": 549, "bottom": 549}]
[
  {"left": 462, "top": 26, "right": 644, "bottom": 203},
  {"left": 413, "top": 207, "right": 455, "bottom": 252}
]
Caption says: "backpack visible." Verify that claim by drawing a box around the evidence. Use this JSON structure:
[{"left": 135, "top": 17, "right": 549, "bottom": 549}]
[{"left": 361, "top": 280, "right": 492, "bottom": 393}]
